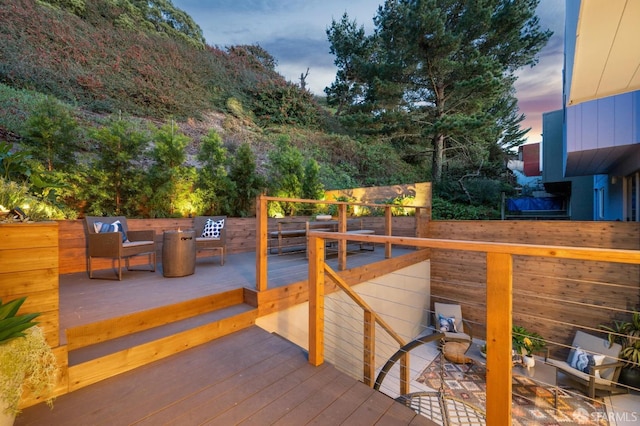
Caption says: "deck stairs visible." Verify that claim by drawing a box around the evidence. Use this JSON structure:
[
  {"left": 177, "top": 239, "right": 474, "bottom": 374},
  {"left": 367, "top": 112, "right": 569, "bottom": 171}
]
[{"left": 64, "top": 288, "right": 257, "bottom": 392}]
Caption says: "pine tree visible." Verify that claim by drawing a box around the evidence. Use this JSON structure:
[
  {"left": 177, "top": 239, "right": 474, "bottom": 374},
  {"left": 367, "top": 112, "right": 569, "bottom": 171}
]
[{"left": 326, "top": 0, "right": 552, "bottom": 183}]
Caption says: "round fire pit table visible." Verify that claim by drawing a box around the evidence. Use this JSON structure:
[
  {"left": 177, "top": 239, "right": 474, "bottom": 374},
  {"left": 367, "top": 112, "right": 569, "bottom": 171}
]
[{"left": 162, "top": 229, "right": 196, "bottom": 277}]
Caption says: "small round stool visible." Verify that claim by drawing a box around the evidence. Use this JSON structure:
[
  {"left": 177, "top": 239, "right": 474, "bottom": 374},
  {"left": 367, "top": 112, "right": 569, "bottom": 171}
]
[{"left": 443, "top": 341, "right": 473, "bottom": 365}]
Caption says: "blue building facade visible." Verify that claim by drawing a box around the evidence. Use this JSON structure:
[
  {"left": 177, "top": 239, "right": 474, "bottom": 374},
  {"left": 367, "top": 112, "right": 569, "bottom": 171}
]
[{"left": 541, "top": 0, "right": 640, "bottom": 221}]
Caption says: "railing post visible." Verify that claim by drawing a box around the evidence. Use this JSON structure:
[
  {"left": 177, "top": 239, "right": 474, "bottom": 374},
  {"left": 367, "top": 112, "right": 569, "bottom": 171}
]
[
  {"left": 338, "top": 203, "right": 347, "bottom": 271},
  {"left": 400, "top": 354, "right": 409, "bottom": 395},
  {"left": 415, "top": 207, "right": 428, "bottom": 238},
  {"left": 384, "top": 206, "right": 392, "bottom": 258},
  {"left": 256, "top": 194, "right": 268, "bottom": 292},
  {"left": 308, "top": 235, "right": 325, "bottom": 366},
  {"left": 486, "top": 252, "right": 513, "bottom": 426},
  {"left": 363, "top": 310, "right": 375, "bottom": 386}
]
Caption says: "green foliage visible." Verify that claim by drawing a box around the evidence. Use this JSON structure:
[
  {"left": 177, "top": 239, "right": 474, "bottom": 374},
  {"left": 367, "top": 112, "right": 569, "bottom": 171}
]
[
  {"left": 512, "top": 324, "right": 546, "bottom": 356},
  {"left": 88, "top": 117, "right": 149, "bottom": 215},
  {"left": 41, "top": 0, "right": 85, "bottom": 16},
  {"left": 383, "top": 195, "right": 416, "bottom": 217},
  {"left": 143, "top": 121, "right": 194, "bottom": 217},
  {"left": 0, "top": 297, "right": 39, "bottom": 344},
  {"left": 0, "top": 178, "right": 68, "bottom": 220},
  {"left": 299, "top": 159, "right": 324, "bottom": 215},
  {"left": 326, "top": 1, "right": 552, "bottom": 182},
  {"left": 0, "top": 1, "right": 528, "bottom": 219},
  {"left": 326, "top": 195, "right": 356, "bottom": 217},
  {"left": 0, "top": 84, "right": 50, "bottom": 133},
  {"left": 227, "top": 143, "right": 264, "bottom": 217},
  {"left": 251, "top": 81, "right": 320, "bottom": 126},
  {"left": 267, "top": 136, "right": 305, "bottom": 215},
  {"left": 601, "top": 311, "right": 640, "bottom": 369},
  {"left": 196, "top": 130, "right": 234, "bottom": 215},
  {"left": 432, "top": 196, "right": 499, "bottom": 220},
  {"left": 302, "top": 159, "right": 324, "bottom": 201},
  {"left": 0, "top": 0, "right": 303, "bottom": 119},
  {"left": 22, "top": 97, "right": 79, "bottom": 172},
  {"left": 0, "top": 141, "right": 31, "bottom": 182}
]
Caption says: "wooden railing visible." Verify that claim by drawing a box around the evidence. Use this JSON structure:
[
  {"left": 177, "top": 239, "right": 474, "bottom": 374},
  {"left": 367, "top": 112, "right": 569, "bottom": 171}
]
[
  {"left": 255, "top": 195, "right": 431, "bottom": 292},
  {"left": 306, "top": 231, "right": 640, "bottom": 425},
  {"left": 323, "top": 264, "right": 409, "bottom": 392}
]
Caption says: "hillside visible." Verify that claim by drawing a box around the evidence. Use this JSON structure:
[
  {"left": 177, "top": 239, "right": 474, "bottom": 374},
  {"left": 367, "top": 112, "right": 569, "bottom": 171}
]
[
  {"left": 2, "top": 0, "right": 421, "bottom": 179},
  {"left": 0, "top": 0, "right": 509, "bottom": 220}
]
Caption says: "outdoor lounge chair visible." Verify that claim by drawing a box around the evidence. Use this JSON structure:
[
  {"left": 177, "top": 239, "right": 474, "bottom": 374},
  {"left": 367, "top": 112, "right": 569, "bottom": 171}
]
[
  {"left": 434, "top": 302, "right": 474, "bottom": 355},
  {"left": 545, "top": 330, "right": 626, "bottom": 399},
  {"left": 193, "top": 216, "right": 227, "bottom": 265},
  {"left": 84, "top": 216, "right": 156, "bottom": 280}
]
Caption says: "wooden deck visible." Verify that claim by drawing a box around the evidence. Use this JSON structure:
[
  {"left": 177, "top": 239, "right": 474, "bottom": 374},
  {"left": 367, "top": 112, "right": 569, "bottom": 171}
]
[
  {"left": 17, "top": 246, "right": 434, "bottom": 425},
  {"left": 16, "top": 326, "right": 433, "bottom": 425},
  {"left": 59, "top": 247, "right": 412, "bottom": 331}
]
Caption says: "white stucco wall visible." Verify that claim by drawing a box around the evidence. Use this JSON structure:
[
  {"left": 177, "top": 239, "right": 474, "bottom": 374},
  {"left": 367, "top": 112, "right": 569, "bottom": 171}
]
[{"left": 256, "top": 261, "right": 430, "bottom": 380}]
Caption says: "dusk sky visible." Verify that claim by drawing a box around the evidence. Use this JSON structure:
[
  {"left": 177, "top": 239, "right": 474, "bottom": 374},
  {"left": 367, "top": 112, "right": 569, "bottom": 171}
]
[{"left": 172, "top": 0, "right": 565, "bottom": 144}]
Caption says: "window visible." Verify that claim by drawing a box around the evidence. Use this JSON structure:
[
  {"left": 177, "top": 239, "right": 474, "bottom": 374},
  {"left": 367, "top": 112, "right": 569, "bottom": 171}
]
[
  {"left": 624, "top": 172, "right": 639, "bottom": 221},
  {"left": 597, "top": 188, "right": 605, "bottom": 220}
]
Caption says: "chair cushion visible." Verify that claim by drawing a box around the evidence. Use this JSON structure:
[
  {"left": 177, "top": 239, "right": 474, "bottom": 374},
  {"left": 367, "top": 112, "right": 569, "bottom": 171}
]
[
  {"left": 438, "top": 314, "right": 458, "bottom": 333},
  {"left": 548, "top": 359, "right": 614, "bottom": 385},
  {"left": 568, "top": 347, "right": 605, "bottom": 378},
  {"left": 94, "top": 220, "right": 127, "bottom": 242},
  {"left": 201, "top": 218, "right": 224, "bottom": 239}
]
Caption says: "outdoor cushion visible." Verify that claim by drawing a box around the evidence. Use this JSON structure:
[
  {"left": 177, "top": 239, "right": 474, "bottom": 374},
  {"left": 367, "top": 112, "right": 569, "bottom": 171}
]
[
  {"left": 568, "top": 347, "right": 605, "bottom": 377},
  {"left": 94, "top": 220, "right": 127, "bottom": 242},
  {"left": 201, "top": 218, "right": 224, "bottom": 239},
  {"left": 438, "top": 314, "right": 458, "bottom": 333}
]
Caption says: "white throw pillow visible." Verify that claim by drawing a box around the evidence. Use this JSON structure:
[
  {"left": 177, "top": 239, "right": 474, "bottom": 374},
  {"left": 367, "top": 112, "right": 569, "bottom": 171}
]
[{"left": 202, "top": 218, "right": 224, "bottom": 239}]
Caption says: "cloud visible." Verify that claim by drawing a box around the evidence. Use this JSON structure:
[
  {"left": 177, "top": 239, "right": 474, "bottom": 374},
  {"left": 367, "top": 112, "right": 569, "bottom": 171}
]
[{"left": 173, "top": 0, "right": 565, "bottom": 142}]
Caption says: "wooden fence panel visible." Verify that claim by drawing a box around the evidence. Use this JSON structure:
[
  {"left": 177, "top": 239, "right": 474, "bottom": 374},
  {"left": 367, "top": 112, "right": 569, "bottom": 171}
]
[{"left": 427, "top": 220, "right": 640, "bottom": 355}]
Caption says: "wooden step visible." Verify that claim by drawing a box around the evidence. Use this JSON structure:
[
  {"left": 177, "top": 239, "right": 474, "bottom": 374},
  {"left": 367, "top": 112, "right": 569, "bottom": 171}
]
[{"left": 65, "top": 290, "right": 258, "bottom": 392}]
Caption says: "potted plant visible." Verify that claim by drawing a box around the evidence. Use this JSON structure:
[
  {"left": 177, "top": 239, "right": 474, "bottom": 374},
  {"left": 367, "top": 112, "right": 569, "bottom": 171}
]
[
  {"left": 512, "top": 325, "right": 546, "bottom": 367},
  {"left": 478, "top": 326, "right": 546, "bottom": 365},
  {"left": 601, "top": 310, "right": 640, "bottom": 388},
  {"left": 0, "top": 297, "right": 58, "bottom": 425}
]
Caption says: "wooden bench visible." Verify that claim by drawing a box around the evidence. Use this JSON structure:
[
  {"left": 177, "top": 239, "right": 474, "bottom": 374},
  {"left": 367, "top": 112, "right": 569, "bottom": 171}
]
[
  {"left": 318, "top": 218, "right": 375, "bottom": 254},
  {"left": 269, "top": 218, "right": 375, "bottom": 255}
]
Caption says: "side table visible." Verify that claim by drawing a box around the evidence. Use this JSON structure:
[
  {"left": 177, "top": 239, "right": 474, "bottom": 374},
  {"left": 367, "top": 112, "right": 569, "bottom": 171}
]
[{"left": 162, "top": 229, "right": 196, "bottom": 277}]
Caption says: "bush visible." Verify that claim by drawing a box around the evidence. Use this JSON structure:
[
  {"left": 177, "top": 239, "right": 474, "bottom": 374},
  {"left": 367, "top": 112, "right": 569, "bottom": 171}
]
[{"left": 432, "top": 197, "right": 500, "bottom": 220}]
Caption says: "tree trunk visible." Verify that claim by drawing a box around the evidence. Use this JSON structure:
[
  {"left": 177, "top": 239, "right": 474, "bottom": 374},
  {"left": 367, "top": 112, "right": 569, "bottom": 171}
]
[{"left": 432, "top": 134, "right": 445, "bottom": 183}]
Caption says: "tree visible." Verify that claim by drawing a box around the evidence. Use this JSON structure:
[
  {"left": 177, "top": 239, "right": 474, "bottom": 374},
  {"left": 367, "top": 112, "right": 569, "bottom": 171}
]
[
  {"left": 326, "top": 0, "right": 551, "bottom": 183},
  {"left": 89, "top": 117, "right": 149, "bottom": 215},
  {"left": 227, "top": 143, "right": 264, "bottom": 217},
  {"left": 22, "top": 97, "right": 79, "bottom": 172},
  {"left": 144, "top": 120, "right": 195, "bottom": 217},
  {"left": 267, "top": 136, "right": 305, "bottom": 215},
  {"left": 196, "top": 130, "right": 233, "bottom": 215},
  {"left": 300, "top": 158, "right": 325, "bottom": 215}
]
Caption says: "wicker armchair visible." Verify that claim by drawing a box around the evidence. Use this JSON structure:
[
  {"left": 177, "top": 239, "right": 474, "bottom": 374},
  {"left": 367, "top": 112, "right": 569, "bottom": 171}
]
[{"left": 84, "top": 216, "right": 156, "bottom": 280}]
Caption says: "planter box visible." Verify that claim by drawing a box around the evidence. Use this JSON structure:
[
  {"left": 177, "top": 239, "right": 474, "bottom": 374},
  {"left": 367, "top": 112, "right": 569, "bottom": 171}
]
[{"left": 0, "top": 222, "right": 59, "bottom": 347}]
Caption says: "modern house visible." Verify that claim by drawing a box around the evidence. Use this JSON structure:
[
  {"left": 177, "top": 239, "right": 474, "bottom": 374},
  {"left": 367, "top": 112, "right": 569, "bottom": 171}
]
[{"left": 541, "top": 0, "right": 640, "bottom": 221}]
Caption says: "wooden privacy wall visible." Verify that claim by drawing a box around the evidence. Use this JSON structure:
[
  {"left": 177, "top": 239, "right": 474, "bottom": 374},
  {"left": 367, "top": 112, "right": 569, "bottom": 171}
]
[
  {"left": 58, "top": 216, "right": 419, "bottom": 275},
  {"left": 0, "top": 222, "right": 59, "bottom": 346},
  {"left": 427, "top": 221, "right": 640, "bottom": 356},
  {"left": 58, "top": 217, "right": 255, "bottom": 275}
]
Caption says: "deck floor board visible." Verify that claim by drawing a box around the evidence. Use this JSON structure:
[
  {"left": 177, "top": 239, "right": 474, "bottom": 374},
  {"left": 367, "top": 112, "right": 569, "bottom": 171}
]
[
  {"left": 16, "top": 327, "right": 434, "bottom": 425},
  {"left": 18, "top": 247, "right": 433, "bottom": 425}
]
